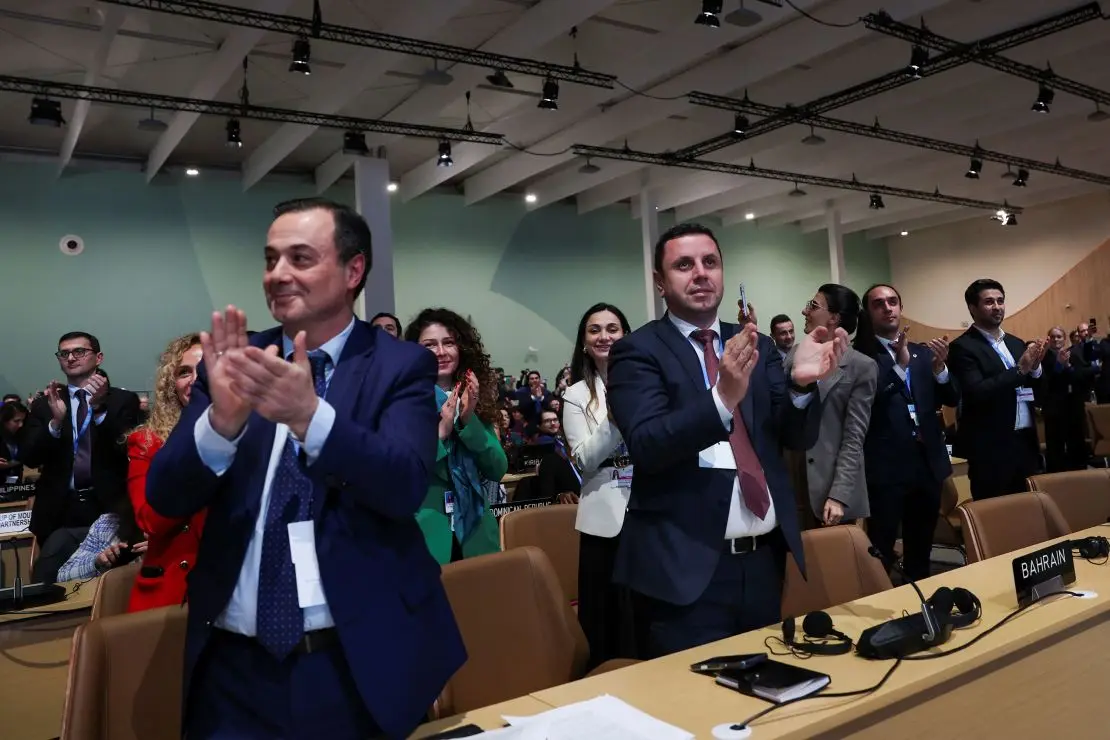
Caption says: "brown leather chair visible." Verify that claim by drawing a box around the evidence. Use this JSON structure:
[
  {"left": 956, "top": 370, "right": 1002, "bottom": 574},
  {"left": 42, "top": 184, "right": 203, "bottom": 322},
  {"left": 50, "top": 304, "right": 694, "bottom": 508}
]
[
  {"left": 61, "top": 605, "right": 187, "bottom": 740},
  {"left": 90, "top": 560, "right": 140, "bottom": 619},
  {"left": 957, "top": 492, "right": 1070, "bottom": 564},
  {"left": 1026, "top": 469, "right": 1110, "bottom": 532},
  {"left": 432, "top": 547, "right": 634, "bottom": 719},
  {"left": 781, "top": 525, "right": 893, "bottom": 619},
  {"left": 1087, "top": 404, "right": 1110, "bottom": 463},
  {"left": 499, "top": 504, "right": 579, "bottom": 605}
]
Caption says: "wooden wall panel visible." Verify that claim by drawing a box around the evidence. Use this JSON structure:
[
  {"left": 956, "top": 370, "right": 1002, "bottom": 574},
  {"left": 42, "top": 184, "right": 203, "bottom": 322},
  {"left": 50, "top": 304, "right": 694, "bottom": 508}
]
[{"left": 901, "top": 237, "right": 1110, "bottom": 342}]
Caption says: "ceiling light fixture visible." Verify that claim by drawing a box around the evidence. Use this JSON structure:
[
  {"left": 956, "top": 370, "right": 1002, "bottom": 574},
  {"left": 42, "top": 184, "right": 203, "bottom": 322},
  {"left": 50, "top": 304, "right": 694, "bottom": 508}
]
[
  {"left": 801, "top": 126, "right": 826, "bottom": 145},
  {"left": 966, "top": 155, "right": 983, "bottom": 179},
  {"left": 538, "top": 77, "right": 559, "bottom": 110},
  {"left": 900, "top": 230, "right": 909, "bottom": 236},
  {"left": 185, "top": 167, "right": 199, "bottom": 176},
  {"left": 869, "top": 193, "right": 886, "bottom": 209},
  {"left": 695, "top": 0, "right": 723, "bottom": 28},
  {"left": 1012, "top": 168, "right": 1029, "bottom": 187},
  {"left": 578, "top": 157, "right": 601, "bottom": 174},
  {"left": 342, "top": 130, "right": 369, "bottom": 156},
  {"left": 1031, "top": 84, "right": 1054, "bottom": 113},
  {"left": 745, "top": 212, "right": 755, "bottom": 221},
  {"left": 733, "top": 113, "right": 750, "bottom": 136},
  {"left": 1088, "top": 103, "right": 1109, "bottom": 122},
  {"left": 28, "top": 97, "right": 64, "bottom": 127},
  {"left": 289, "top": 36, "right": 311, "bottom": 74},
  {"left": 437, "top": 139, "right": 453, "bottom": 167},
  {"left": 225, "top": 118, "right": 242, "bottom": 148},
  {"left": 486, "top": 69, "right": 514, "bottom": 89},
  {"left": 788, "top": 183, "right": 806, "bottom": 197},
  {"left": 524, "top": 193, "right": 537, "bottom": 204},
  {"left": 906, "top": 45, "right": 929, "bottom": 79},
  {"left": 386, "top": 182, "right": 398, "bottom": 193},
  {"left": 137, "top": 105, "right": 167, "bottom": 132},
  {"left": 724, "top": 0, "right": 762, "bottom": 27},
  {"left": 422, "top": 60, "right": 454, "bottom": 86}
]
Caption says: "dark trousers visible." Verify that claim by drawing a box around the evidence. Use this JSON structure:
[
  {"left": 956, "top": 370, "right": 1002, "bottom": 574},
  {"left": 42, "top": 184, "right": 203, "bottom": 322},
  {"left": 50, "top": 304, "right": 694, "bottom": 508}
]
[
  {"left": 31, "top": 526, "right": 88, "bottom": 583},
  {"left": 968, "top": 428, "right": 1041, "bottom": 500},
  {"left": 577, "top": 532, "right": 637, "bottom": 669},
  {"left": 632, "top": 537, "right": 784, "bottom": 659},
  {"left": 867, "top": 450, "right": 941, "bottom": 582},
  {"left": 186, "top": 630, "right": 381, "bottom": 740},
  {"left": 1044, "top": 407, "right": 1090, "bottom": 472}
]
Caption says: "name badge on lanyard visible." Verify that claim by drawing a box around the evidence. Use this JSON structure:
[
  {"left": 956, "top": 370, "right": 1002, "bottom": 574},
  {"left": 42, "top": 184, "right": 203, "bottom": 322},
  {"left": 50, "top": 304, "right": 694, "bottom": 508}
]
[{"left": 903, "top": 366, "right": 918, "bottom": 430}]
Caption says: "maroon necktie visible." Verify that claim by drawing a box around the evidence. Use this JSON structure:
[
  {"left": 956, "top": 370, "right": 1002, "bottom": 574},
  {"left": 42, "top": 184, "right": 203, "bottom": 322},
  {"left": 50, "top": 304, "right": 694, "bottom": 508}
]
[{"left": 691, "top": 330, "right": 771, "bottom": 520}]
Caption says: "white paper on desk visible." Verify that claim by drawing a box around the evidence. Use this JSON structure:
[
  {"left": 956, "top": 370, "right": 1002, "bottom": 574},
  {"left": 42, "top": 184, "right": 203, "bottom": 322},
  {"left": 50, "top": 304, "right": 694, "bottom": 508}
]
[
  {"left": 698, "top": 442, "right": 735, "bottom": 470},
  {"left": 504, "top": 695, "right": 693, "bottom": 740}
]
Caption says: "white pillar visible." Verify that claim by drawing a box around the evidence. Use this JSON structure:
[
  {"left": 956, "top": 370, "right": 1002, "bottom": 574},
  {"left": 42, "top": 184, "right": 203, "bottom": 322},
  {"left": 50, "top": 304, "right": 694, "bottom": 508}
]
[
  {"left": 825, "top": 204, "right": 846, "bottom": 285},
  {"left": 353, "top": 156, "right": 394, "bottom": 320},
  {"left": 638, "top": 189, "right": 665, "bottom": 321}
]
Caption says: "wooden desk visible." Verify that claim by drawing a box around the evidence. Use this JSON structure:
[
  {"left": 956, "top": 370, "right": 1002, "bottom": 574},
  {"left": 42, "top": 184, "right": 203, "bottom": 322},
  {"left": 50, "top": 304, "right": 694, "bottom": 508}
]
[
  {"left": 0, "top": 580, "right": 94, "bottom": 650},
  {"left": 0, "top": 635, "right": 71, "bottom": 740},
  {"left": 950, "top": 455, "right": 968, "bottom": 478},
  {"left": 409, "top": 696, "right": 553, "bottom": 738},
  {"left": 530, "top": 526, "right": 1110, "bottom": 739}
]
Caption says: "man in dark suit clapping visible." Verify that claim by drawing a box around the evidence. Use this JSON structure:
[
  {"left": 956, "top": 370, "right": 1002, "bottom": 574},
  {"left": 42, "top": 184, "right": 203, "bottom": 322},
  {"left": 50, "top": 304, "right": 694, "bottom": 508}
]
[{"left": 607, "top": 223, "right": 846, "bottom": 658}]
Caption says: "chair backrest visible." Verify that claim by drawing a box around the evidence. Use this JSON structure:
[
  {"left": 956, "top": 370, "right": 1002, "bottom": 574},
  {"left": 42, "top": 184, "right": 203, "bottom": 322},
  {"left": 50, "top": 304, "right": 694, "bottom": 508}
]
[
  {"left": 435, "top": 547, "right": 588, "bottom": 719},
  {"left": 61, "top": 605, "right": 187, "bottom": 740},
  {"left": 781, "top": 525, "right": 894, "bottom": 619},
  {"left": 957, "top": 492, "right": 1070, "bottom": 564},
  {"left": 1027, "top": 469, "right": 1110, "bottom": 532},
  {"left": 1087, "top": 404, "right": 1110, "bottom": 456},
  {"left": 499, "top": 504, "right": 580, "bottom": 604},
  {"left": 91, "top": 560, "right": 140, "bottom": 620}
]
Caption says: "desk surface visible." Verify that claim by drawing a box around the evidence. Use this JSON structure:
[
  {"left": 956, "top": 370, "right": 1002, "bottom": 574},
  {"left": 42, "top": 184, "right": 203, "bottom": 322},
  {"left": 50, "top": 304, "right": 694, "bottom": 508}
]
[
  {"left": 0, "top": 580, "right": 95, "bottom": 626},
  {"left": 0, "top": 635, "right": 71, "bottom": 740},
  {"left": 409, "top": 696, "right": 552, "bottom": 738},
  {"left": 531, "top": 525, "right": 1110, "bottom": 739}
]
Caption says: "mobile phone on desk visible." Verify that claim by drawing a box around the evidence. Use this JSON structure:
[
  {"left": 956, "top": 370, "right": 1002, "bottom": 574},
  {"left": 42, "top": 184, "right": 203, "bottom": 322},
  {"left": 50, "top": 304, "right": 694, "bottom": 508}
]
[{"left": 690, "top": 652, "right": 766, "bottom": 675}]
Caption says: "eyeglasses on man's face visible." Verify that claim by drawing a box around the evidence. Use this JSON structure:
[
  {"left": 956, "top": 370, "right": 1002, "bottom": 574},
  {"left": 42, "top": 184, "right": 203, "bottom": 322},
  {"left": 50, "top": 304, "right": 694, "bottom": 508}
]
[{"left": 55, "top": 348, "right": 94, "bottom": 360}]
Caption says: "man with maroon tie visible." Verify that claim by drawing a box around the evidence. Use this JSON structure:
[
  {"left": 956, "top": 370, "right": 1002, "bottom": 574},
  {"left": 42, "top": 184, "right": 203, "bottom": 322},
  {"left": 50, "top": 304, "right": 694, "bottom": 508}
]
[{"left": 607, "top": 223, "right": 847, "bottom": 658}]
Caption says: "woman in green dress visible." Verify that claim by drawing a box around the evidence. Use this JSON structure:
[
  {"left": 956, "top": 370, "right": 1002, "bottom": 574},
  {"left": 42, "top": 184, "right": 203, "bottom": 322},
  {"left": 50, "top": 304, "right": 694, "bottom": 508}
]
[{"left": 405, "top": 308, "right": 508, "bottom": 564}]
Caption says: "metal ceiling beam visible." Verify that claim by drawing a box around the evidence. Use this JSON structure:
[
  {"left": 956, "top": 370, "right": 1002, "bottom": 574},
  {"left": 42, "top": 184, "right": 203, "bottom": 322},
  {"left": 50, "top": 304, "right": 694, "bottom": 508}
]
[
  {"left": 0, "top": 74, "right": 505, "bottom": 144},
  {"left": 96, "top": 0, "right": 616, "bottom": 88},
  {"left": 572, "top": 143, "right": 1023, "bottom": 213},
  {"left": 864, "top": 8, "right": 1110, "bottom": 106},
  {"left": 673, "top": 3, "right": 1102, "bottom": 160}
]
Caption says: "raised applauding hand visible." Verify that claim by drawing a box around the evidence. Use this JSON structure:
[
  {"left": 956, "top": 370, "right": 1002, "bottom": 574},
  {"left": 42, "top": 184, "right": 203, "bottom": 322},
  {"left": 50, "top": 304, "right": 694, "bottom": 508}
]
[
  {"left": 200, "top": 306, "right": 253, "bottom": 440},
  {"left": 925, "top": 335, "right": 950, "bottom": 375},
  {"left": 716, "top": 324, "right": 760, "bottom": 409},
  {"left": 223, "top": 331, "right": 320, "bottom": 441},
  {"left": 1019, "top": 338, "right": 1047, "bottom": 375},
  {"left": 791, "top": 326, "right": 849, "bottom": 386}
]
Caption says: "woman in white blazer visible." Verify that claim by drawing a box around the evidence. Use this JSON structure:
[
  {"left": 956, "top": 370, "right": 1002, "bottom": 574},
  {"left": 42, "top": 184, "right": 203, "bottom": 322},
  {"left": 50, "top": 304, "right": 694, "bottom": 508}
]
[{"left": 562, "top": 302, "right": 637, "bottom": 667}]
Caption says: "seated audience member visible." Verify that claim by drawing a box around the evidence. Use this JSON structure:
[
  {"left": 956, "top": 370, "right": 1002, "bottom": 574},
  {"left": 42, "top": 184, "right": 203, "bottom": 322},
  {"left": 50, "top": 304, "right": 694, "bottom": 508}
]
[
  {"left": 534, "top": 409, "right": 582, "bottom": 504},
  {"left": 370, "top": 311, "right": 402, "bottom": 337},
  {"left": 0, "top": 401, "right": 27, "bottom": 483},
  {"left": 769, "top": 314, "right": 795, "bottom": 360},
  {"left": 528, "top": 405, "right": 563, "bottom": 445},
  {"left": 127, "top": 333, "right": 208, "bottom": 612},
  {"left": 2, "top": 393, "right": 21, "bottom": 406},
  {"left": 1042, "top": 326, "right": 1095, "bottom": 472},
  {"left": 405, "top": 308, "right": 508, "bottom": 564},
  {"left": 546, "top": 396, "right": 563, "bottom": 417},
  {"left": 513, "top": 370, "right": 552, "bottom": 426},
  {"left": 22, "top": 332, "right": 140, "bottom": 583},
  {"left": 787, "top": 284, "right": 877, "bottom": 527},
  {"left": 56, "top": 495, "right": 146, "bottom": 582}
]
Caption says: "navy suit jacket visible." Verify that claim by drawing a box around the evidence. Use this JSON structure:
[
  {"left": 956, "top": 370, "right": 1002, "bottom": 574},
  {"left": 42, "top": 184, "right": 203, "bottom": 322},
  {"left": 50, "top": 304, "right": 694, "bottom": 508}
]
[
  {"left": 146, "top": 321, "right": 465, "bottom": 738},
  {"left": 606, "top": 316, "right": 820, "bottom": 607},
  {"left": 861, "top": 342, "right": 959, "bottom": 489}
]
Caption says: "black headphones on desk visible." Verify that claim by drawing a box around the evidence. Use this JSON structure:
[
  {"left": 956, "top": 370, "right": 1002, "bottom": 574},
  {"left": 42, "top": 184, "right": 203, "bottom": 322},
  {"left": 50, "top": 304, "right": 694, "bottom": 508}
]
[
  {"left": 780, "top": 611, "right": 853, "bottom": 656},
  {"left": 930, "top": 586, "right": 981, "bottom": 630},
  {"left": 1070, "top": 535, "right": 1110, "bottom": 561}
]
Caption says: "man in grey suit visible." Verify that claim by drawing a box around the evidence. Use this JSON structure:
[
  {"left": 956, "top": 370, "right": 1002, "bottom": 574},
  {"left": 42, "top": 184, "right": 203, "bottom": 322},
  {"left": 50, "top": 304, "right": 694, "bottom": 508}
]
[{"left": 786, "top": 285, "right": 877, "bottom": 526}]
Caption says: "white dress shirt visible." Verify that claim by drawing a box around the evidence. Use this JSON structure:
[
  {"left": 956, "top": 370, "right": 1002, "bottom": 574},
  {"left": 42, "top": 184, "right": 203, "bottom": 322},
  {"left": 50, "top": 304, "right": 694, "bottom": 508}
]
[
  {"left": 974, "top": 326, "right": 1041, "bottom": 431},
  {"left": 562, "top": 377, "right": 628, "bottom": 538},
  {"left": 667, "top": 313, "right": 812, "bottom": 539},
  {"left": 46, "top": 384, "right": 107, "bottom": 489},
  {"left": 193, "top": 317, "right": 355, "bottom": 636}
]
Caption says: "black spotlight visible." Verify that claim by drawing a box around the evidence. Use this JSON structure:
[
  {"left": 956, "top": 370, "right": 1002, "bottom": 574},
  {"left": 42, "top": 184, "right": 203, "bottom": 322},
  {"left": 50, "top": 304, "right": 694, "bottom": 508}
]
[
  {"left": 538, "top": 77, "right": 559, "bottom": 110},
  {"left": 906, "top": 45, "right": 928, "bottom": 79},
  {"left": 437, "top": 139, "right": 453, "bottom": 167},
  {"left": 486, "top": 69, "right": 514, "bottom": 88},
  {"left": 1003, "top": 212, "right": 1018, "bottom": 226},
  {"left": 869, "top": 193, "right": 885, "bottom": 209},
  {"left": 225, "top": 118, "right": 242, "bottom": 148},
  {"left": 289, "top": 36, "right": 311, "bottom": 75},
  {"left": 733, "top": 113, "right": 750, "bottom": 136},
  {"left": 342, "top": 131, "right": 369, "bottom": 156},
  {"left": 1031, "top": 84, "right": 1054, "bottom": 113},
  {"left": 966, "top": 156, "right": 983, "bottom": 179},
  {"left": 695, "top": 0, "right": 723, "bottom": 27},
  {"left": 28, "top": 97, "right": 65, "bottom": 127},
  {"left": 1013, "top": 168, "right": 1029, "bottom": 187}
]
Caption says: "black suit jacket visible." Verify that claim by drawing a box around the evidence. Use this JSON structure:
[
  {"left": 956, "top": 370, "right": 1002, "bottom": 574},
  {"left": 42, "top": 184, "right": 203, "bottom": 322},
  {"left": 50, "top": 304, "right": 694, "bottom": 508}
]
[
  {"left": 606, "top": 317, "right": 820, "bottom": 606},
  {"left": 1041, "top": 347, "right": 1096, "bottom": 416},
  {"left": 20, "top": 386, "right": 140, "bottom": 540},
  {"left": 862, "top": 342, "right": 959, "bottom": 488},
  {"left": 949, "top": 328, "right": 1039, "bottom": 461}
]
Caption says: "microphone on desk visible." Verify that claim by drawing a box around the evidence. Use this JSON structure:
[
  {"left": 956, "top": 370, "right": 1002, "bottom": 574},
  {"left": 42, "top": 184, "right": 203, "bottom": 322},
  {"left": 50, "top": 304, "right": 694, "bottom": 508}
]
[
  {"left": 867, "top": 546, "right": 940, "bottom": 642},
  {"left": 856, "top": 547, "right": 953, "bottom": 659}
]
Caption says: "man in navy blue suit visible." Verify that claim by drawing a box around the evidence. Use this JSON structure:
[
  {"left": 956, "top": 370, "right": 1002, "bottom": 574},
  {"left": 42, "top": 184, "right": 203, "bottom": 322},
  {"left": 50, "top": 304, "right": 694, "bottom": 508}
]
[
  {"left": 853, "top": 284, "right": 959, "bottom": 582},
  {"left": 146, "top": 198, "right": 464, "bottom": 739},
  {"left": 606, "top": 223, "right": 847, "bottom": 658}
]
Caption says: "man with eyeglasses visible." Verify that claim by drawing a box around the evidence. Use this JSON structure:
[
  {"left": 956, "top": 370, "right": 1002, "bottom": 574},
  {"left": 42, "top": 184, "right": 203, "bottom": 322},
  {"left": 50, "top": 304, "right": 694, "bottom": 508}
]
[{"left": 20, "top": 331, "right": 139, "bottom": 582}]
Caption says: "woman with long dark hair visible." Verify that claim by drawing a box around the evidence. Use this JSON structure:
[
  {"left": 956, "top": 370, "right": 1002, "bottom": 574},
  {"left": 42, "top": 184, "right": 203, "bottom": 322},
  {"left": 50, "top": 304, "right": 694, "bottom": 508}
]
[
  {"left": 126, "top": 332, "right": 207, "bottom": 611},
  {"left": 562, "top": 302, "right": 637, "bottom": 666},
  {"left": 405, "top": 308, "right": 507, "bottom": 563},
  {"left": 0, "top": 401, "right": 28, "bottom": 483}
]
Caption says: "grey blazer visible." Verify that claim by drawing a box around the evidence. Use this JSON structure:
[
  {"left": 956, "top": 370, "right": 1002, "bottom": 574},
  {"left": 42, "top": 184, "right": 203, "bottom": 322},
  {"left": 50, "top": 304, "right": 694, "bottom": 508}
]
[{"left": 785, "top": 345, "right": 878, "bottom": 520}]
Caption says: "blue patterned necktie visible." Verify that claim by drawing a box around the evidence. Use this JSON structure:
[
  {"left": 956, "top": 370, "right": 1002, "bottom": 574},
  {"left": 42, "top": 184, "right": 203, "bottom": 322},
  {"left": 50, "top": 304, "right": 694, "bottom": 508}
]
[{"left": 256, "top": 351, "right": 329, "bottom": 659}]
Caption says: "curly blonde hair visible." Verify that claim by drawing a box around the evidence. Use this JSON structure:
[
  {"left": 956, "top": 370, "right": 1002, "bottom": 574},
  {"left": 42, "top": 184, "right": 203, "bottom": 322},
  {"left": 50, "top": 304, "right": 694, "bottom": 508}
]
[{"left": 132, "top": 332, "right": 201, "bottom": 451}]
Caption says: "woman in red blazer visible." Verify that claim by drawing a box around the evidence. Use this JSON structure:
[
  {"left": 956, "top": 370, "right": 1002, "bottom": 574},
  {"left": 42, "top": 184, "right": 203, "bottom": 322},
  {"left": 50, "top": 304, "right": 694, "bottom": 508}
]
[{"left": 127, "top": 333, "right": 207, "bottom": 613}]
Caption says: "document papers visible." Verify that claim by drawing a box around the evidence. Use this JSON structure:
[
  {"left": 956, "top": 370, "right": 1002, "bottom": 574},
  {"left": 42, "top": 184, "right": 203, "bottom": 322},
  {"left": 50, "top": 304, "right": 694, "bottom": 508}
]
[{"left": 473, "top": 695, "right": 694, "bottom": 740}]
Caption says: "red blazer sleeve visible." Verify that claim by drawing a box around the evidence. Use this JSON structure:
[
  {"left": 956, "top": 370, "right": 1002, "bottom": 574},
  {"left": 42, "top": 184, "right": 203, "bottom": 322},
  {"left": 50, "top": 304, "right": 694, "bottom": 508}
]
[{"left": 127, "top": 431, "right": 186, "bottom": 537}]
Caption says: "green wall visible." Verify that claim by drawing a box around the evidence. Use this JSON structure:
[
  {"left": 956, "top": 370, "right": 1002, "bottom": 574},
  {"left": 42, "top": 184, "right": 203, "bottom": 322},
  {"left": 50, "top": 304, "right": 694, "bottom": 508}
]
[{"left": 0, "top": 161, "right": 889, "bottom": 397}]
